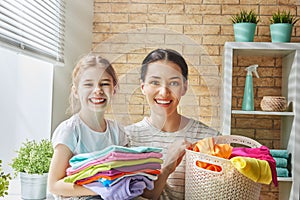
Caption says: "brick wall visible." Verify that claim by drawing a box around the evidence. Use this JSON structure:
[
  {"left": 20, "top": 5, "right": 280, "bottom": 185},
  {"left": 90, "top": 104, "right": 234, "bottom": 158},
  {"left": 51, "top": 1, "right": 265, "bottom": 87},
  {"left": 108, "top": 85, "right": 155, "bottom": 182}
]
[{"left": 93, "top": 1, "right": 300, "bottom": 199}]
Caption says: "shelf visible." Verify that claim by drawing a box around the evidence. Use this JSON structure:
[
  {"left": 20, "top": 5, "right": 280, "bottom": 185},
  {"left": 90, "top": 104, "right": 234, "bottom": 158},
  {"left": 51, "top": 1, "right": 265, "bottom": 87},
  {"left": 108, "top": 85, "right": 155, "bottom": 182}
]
[
  {"left": 222, "top": 42, "right": 300, "bottom": 199},
  {"left": 225, "top": 42, "right": 300, "bottom": 57},
  {"left": 278, "top": 177, "right": 293, "bottom": 182},
  {"left": 231, "top": 110, "right": 294, "bottom": 116}
]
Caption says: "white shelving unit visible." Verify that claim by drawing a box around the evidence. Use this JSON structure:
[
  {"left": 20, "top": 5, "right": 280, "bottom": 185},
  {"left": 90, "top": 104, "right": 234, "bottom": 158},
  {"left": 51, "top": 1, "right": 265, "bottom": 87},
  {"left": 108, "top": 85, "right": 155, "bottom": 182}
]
[{"left": 221, "top": 42, "right": 300, "bottom": 200}]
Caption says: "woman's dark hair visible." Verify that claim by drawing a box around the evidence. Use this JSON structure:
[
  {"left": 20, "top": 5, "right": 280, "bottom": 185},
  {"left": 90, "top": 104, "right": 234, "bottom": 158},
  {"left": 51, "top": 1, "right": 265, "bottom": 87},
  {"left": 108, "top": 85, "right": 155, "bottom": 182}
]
[{"left": 140, "top": 49, "right": 188, "bottom": 82}]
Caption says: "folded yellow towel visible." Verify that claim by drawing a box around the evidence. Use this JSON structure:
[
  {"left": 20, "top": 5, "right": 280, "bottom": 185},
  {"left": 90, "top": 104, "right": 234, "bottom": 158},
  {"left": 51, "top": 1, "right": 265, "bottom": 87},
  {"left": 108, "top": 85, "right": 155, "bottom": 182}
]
[{"left": 230, "top": 156, "right": 272, "bottom": 184}]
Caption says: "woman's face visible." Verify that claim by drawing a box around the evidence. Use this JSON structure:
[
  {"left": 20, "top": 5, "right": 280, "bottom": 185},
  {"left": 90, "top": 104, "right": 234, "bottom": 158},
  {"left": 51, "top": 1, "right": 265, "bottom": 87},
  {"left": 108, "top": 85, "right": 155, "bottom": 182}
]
[
  {"left": 75, "top": 66, "right": 115, "bottom": 115},
  {"left": 141, "top": 60, "right": 187, "bottom": 117}
]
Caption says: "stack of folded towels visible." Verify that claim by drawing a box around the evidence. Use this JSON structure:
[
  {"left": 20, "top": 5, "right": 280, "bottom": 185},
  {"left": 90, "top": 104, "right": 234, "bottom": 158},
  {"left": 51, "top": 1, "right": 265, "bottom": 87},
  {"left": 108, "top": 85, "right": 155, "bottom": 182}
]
[
  {"left": 64, "top": 145, "right": 163, "bottom": 200},
  {"left": 270, "top": 149, "right": 290, "bottom": 178}
]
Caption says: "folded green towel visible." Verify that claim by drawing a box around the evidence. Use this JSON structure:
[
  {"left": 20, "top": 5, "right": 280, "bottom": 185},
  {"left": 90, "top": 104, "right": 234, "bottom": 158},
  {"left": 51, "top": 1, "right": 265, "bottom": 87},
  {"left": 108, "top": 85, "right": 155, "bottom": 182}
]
[
  {"left": 274, "top": 157, "right": 287, "bottom": 168},
  {"left": 276, "top": 167, "right": 289, "bottom": 177},
  {"left": 270, "top": 149, "right": 289, "bottom": 159}
]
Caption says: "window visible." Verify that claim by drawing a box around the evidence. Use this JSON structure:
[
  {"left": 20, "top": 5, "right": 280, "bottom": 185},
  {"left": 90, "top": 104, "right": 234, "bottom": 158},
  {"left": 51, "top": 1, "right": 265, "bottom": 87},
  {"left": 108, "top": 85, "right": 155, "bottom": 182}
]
[
  {"left": 0, "top": 46, "right": 53, "bottom": 175},
  {"left": 0, "top": 0, "right": 65, "bottom": 64}
]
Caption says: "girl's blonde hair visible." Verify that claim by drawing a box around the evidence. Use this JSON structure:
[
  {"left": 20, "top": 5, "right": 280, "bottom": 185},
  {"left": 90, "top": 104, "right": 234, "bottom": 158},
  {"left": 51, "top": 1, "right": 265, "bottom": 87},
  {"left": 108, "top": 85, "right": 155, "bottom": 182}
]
[{"left": 66, "top": 54, "right": 118, "bottom": 115}]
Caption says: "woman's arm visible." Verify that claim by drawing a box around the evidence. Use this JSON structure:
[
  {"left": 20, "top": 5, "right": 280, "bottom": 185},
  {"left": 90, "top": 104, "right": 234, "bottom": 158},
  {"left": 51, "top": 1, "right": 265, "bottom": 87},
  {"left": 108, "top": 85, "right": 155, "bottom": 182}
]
[
  {"left": 47, "top": 144, "right": 97, "bottom": 197},
  {"left": 141, "top": 139, "right": 191, "bottom": 200}
]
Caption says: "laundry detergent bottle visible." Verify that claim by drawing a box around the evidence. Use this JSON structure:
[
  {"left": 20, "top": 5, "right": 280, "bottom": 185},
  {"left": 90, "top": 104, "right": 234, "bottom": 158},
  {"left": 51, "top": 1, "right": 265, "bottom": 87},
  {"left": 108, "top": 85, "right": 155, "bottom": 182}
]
[{"left": 242, "top": 64, "right": 259, "bottom": 111}]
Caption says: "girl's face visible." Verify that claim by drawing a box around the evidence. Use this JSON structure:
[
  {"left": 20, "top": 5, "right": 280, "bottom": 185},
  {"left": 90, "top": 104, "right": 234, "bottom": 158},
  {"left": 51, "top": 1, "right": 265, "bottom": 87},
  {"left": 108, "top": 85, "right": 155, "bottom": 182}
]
[
  {"left": 141, "top": 61, "right": 187, "bottom": 117},
  {"left": 75, "top": 66, "right": 115, "bottom": 115}
]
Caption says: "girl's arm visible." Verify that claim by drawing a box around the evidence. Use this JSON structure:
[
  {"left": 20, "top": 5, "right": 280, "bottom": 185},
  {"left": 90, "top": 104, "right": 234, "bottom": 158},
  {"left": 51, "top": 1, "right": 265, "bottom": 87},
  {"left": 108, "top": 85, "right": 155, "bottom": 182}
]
[{"left": 47, "top": 144, "right": 97, "bottom": 197}]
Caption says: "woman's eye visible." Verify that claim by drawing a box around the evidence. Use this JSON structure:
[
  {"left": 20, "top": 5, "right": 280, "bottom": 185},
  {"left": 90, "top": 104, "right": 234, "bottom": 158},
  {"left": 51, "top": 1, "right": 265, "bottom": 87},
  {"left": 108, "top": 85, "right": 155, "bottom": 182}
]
[
  {"left": 170, "top": 81, "right": 179, "bottom": 86},
  {"left": 150, "top": 81, "right": 160, "bottom": 86}
]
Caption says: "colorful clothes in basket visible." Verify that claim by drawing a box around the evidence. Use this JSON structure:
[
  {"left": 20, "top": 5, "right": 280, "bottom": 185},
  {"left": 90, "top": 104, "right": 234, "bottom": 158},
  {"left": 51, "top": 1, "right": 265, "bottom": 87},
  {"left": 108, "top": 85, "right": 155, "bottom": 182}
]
[{"left": 191, "top": 137, "right": 277, "bottom": 186}]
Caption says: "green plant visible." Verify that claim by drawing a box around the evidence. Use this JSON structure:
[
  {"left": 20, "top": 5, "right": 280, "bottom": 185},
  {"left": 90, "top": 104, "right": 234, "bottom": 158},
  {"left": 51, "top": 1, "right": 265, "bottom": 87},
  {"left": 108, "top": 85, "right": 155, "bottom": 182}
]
[
  {"left": 0, "top": 160, "right": 11, "bottom": 197},
  {"left": 231, "top": 10, "right": 260, "bottom": 24},
  {"left": 11, "top": 139, "right": 53, "bottom": 175},
  {"left": 270, "top": 10, "right": 300, "bottom": 25}
]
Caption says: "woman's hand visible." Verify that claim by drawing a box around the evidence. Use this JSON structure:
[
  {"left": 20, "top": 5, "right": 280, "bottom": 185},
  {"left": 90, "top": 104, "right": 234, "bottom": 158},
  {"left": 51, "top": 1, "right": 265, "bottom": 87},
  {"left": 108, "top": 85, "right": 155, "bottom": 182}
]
[
  {"left": 163, "top": 139, "right": 192, "bottom": 175},
  {"left": 141, "top": 138, "right": 192, "bottom": 199}
]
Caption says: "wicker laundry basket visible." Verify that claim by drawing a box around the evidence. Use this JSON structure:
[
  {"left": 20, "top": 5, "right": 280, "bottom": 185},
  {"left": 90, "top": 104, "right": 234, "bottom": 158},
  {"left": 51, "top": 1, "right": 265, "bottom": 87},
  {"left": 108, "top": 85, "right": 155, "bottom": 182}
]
[{"left": 185, "top": 135, "right": 262, "bottom": 200}]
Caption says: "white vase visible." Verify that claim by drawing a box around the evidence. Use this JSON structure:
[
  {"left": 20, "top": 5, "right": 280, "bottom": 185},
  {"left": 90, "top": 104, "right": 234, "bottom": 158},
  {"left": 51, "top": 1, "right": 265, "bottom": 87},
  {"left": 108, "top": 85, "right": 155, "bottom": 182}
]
[{"left": 20, "top": 172, "right": 48, "bottom": 200}]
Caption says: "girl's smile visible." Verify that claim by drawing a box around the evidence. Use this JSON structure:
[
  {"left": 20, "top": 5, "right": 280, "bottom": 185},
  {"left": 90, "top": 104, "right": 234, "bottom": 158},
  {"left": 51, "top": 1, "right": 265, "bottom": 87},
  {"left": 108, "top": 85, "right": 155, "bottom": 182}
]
[
  {"left": 75, "top": 67, "right": 115, "bottom": 115},
  {"left": 89, "top": 97, "right": 106, "bottom": 104}
]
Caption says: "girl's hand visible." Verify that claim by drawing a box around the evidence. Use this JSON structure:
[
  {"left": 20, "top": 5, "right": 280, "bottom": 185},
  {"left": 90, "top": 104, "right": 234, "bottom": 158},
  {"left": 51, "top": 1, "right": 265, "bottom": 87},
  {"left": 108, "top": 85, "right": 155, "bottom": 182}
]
[{"left": 163, "top": 139, "right": 192, "bottom": 175}]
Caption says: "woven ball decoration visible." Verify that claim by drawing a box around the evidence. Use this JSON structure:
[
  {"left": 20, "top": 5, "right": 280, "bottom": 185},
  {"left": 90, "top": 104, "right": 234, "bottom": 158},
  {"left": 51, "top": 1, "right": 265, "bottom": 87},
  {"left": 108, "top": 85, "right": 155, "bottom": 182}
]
[{"left": 260, "top": 96, "right": 287, "bottom": 112}]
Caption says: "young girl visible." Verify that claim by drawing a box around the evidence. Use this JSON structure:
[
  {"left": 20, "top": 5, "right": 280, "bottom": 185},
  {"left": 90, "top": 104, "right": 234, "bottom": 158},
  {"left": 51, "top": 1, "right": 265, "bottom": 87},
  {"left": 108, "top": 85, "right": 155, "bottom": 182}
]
[
  {"left": 48, "top": 54, "right": 128, "bottom": 200},
  {"left": 125, "top": 49, "right": 220, "bottom": 200}
]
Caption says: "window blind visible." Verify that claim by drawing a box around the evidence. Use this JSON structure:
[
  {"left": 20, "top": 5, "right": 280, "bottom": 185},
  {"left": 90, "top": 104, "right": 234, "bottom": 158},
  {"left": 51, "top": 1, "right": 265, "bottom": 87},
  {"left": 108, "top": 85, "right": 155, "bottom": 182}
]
[{"left": 0, "top": 0, "right": 65, "bottom": 64}]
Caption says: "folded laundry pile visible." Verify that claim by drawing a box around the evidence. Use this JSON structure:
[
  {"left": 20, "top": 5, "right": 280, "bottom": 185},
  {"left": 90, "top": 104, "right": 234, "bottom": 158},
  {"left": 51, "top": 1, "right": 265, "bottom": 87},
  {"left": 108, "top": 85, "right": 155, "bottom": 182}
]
[
  {"left": 64, "top": 145, "right": 163, "bottom": 200},
  {"left": 270, "top": 149, "right": 290, "bottom": 177},
  {"left": 191, "top": 137, "right": 278, "bottom": 186}
]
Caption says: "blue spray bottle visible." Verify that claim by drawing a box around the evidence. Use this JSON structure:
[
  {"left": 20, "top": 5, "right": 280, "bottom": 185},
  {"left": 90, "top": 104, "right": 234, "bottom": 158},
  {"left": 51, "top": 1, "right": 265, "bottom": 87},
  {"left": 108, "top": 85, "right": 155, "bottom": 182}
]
[{"left": 242, "top": 64, "right": 259, "bottom": 111}]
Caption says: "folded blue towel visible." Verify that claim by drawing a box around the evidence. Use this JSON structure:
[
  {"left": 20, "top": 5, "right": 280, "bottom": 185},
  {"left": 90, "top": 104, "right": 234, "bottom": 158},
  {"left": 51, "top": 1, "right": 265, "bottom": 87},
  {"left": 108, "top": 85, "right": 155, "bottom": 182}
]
[
  {"left": 276, "top": 167, "right": 289, "bottom": 177},
  {"left": 274, "top": 157, "right": 287, "bottom": 168},
  {"left": 270, "top": 149, "right": 289, "bottom": 159}
]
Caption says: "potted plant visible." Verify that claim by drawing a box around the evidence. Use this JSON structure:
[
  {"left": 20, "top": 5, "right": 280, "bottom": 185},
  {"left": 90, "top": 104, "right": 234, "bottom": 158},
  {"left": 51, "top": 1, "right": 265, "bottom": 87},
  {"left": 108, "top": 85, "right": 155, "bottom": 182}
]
[
  {"left": 231, "top": 10, "right": 260, "bottom": 42},
  {"left": 270, "top": 10, "right": 300, "bottom": 42},
  {"left": 0, "top": 160, "right": 11, "bottom": 197},
  {"left": 11, "top": 139, "right": 53, "bottom": 200}
]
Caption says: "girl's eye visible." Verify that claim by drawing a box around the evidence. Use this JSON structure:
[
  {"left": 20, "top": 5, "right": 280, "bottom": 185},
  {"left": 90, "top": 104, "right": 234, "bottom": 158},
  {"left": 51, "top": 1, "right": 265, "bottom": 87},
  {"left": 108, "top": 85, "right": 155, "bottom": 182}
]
[
  {"left": 100, "top": 82, "right": 111, "bottom": 87},
  {"left": 84, "top": 83, "right": 93, "bottom": 87}
]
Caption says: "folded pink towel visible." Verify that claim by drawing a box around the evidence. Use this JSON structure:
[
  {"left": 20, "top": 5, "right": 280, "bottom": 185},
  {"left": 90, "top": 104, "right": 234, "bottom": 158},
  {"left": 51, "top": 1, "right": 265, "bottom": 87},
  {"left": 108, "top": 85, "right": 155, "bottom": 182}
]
[{"left": 67, "top": 152, "right": 162, "bottom": 175}]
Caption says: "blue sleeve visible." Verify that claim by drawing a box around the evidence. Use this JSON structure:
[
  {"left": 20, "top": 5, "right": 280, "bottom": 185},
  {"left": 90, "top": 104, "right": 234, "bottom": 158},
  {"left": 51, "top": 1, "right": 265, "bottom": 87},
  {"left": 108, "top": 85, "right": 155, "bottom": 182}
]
[{"left": 51, "top": 120, "right": 78, "bottom": 153}]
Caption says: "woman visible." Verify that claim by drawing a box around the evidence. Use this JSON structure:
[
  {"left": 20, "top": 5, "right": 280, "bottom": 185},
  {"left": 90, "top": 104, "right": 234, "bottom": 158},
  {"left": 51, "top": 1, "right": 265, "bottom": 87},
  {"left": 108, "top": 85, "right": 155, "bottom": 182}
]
[{"left": 125, "top": 49, "right": 220, "bottom": 200}]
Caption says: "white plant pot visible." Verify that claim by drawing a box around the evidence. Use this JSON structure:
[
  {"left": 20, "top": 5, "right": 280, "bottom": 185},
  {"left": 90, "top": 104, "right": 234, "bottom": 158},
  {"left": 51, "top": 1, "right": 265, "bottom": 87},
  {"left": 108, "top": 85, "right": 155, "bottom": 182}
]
[{"left": 20, "top": 172, "right": 48, "bottom": 200}]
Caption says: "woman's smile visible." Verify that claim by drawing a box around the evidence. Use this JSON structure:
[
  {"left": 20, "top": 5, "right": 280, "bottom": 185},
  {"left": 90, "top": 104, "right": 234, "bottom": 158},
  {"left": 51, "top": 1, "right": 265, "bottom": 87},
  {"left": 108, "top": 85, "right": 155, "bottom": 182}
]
[{"left": 154, "top": 98, "right": 172, "bottom": 106}]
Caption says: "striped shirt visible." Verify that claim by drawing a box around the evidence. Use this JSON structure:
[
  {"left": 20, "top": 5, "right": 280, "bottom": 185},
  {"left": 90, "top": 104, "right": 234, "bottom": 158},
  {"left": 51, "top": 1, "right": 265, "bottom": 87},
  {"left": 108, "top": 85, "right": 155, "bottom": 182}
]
[{"left": 125, "top": 117, "right": 219, "bottom": 200}]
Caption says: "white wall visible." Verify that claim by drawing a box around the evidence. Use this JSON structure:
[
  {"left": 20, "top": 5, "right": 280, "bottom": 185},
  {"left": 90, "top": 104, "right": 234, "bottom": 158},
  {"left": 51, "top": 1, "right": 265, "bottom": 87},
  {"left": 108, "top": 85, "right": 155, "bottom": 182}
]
[
  {"left": 0, "top": 0, "right": 93, "bottom": 175},
  {"left": 51, "top": 0, "right": 94, "bottom": 133}
]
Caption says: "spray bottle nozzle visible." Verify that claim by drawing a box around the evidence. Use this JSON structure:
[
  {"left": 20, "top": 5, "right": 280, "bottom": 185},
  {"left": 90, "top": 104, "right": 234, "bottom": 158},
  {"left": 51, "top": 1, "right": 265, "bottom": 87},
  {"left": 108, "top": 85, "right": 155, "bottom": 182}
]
[{"left": 245, "top": 64, "right": 259, "bottom": 78}]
